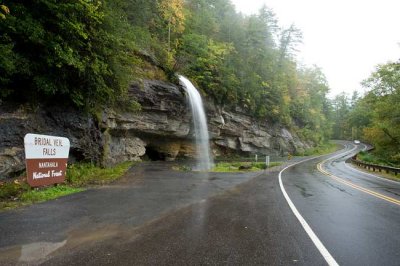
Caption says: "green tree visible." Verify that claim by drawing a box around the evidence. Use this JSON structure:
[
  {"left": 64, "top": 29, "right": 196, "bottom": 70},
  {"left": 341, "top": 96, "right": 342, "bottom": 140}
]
[
  {"left": 0, "top": 0, "right": 334, "bottom": 148},
  {"left": 292, "top": 66, "right": 331, "bottom": 143},
  {"left": 278, "top": 24, "right": 302, "bottom": 63},
  {"left": 0, "top": 0, "right": 137, "bottom": 107},
  {"left": 361, "top": 61, "right": 400, "bottom": 164},
  {"left": 158, "top": 0, "right": 185, "bottom": 52},
  {"left": 177, "top": 33, "right": 236, "bottom": 105},
  {"left": 331, "top": 93, "right": 351, "bottom": 139}
]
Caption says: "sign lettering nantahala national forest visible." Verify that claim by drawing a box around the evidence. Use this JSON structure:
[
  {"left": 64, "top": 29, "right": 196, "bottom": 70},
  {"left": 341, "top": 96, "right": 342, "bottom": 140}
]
[{"left": 24, "top": 134, "right": 70, "bottom": 187}]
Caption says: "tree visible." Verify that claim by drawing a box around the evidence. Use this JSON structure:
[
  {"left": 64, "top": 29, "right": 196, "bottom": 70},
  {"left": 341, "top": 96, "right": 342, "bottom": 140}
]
[
  {"left": 331, "top": 93, "right": 351, "bottom": 139},
  {"left": 361, "top": 61, "right": 400, "bottom": 164},
  {"left": 278, "top": 24, "right": 302, "bottom": 63},
  {"left": 158, "top": 0, "right": 185, "bottom": 52},
  {"left": 177, "top": 33, "right": 236, "bottom": 105},
  {"left": 0, "top": 1, "right": 137, "bottom": 107},
  {"left": 288, "top": 66, "right": 331, "bottom": 142},
  {"left": 0, "top": 0, "right": 334, "bottom": 147},
  {"left": 258, "top": 5, "right": 279, "bottom": 48}
]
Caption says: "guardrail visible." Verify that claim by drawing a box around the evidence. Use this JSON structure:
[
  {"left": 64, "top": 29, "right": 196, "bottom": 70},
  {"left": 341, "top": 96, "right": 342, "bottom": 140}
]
[{"left": 351, "top": 156, "right": 400, "bottom": 176}]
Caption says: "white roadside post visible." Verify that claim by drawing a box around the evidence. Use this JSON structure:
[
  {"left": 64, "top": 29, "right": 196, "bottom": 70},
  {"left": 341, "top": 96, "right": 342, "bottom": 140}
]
[
  {"left": 255, "top": 154, "right": 258, "bottom": 162},
  {"left": 266, "top": 155, "right": 270, "bottom": 169}
]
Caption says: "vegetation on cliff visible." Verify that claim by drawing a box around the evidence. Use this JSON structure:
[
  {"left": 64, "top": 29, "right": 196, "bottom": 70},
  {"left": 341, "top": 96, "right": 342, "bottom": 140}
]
[{"left": 1, "top": 0, "right": 331, "bottom": 143}]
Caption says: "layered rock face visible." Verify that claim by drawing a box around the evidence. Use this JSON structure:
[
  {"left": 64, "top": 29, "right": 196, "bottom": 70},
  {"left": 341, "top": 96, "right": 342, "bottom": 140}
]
[
  {"left": 100, "top": 80, "right": 311, "bottom": 165},
  {"left": 100, "top": 81, "right": 193, "bottom": 165},
  {"left": 0, "top": 80, "right": 311, "bottom": 179},
  {"left": 0, "top": 105, "right": 101, "bottom": 179}
]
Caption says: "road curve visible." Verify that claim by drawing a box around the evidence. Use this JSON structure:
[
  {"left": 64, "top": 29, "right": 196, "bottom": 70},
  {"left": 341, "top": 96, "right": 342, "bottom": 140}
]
[
  {"left": 0, "top": 161, "right": 326, "bottom": 265},
  {"left": 1, "top": 142, "right": 399, "bottom": 265},
  {"left": 281, "top": 141, "right": 400, "bottom": 266}
]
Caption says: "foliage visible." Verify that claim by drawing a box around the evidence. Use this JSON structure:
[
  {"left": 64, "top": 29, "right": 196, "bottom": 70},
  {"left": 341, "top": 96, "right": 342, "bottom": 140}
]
[
  {"left": 295, "top": 142, "right": 338, "bottom": 156},
  {"left": 0, "top": 161, "right": 133, "bottom": 210},
  {"left": 361, "top": 61, "right": 400, "bottom": 164},
  {"left": 0, "top": 0, "right": 137, "bottom": 107},
  {"left": 331, "top": 92, "right": 351, "bottom": 139},
  {"left": 357, "top": 151, "right": 400, "bottom": 168},
  {"left": 174, "top": 0, "right": 331, "bottom": 136},
  {"left": 20, "top": 186, "right": 84, "bottom": 204},
  {"left": 212, "top": 161, "right": 282, "bottom": 172},
  {"left": 292, "top": 67, "right": 332, "bottom": 142},
  {"left": 66, "top": 161, "right": 133, "bottom": 186},
  {"left": 333, "top": 60, "right": 400, "bottom": 166},
  {"left": 0, "top": 4, "right": 10, "bottom": 19},
  {"left": 177, "top": 33, "right": 236, "bottom": 104},
  {"left": 0, "top": 180, "right": 30, "bottom": 200},
  {"left": 0, "top": 0, "right": 333, "bottom": 144}
]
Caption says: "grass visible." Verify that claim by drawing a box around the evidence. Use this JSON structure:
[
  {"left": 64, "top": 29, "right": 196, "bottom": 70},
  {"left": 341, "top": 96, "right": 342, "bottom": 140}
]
[
  {"left": 357, "top": 151, "right": 400, "bottom": 168},
  {"left": 352, "top": 152, "right": 400, "bottom": 181},
  {"left": 352, "top": 163, "right": 400, "bottom": 182},
  {"left": 66, "top": 161, "right": 133, "bottom": 186},
  {"left": 0, "top": 181, "right": 30, "bottom": 200},
  {"left": 0, "top": 185, "right": 84, "bottom": 210},
  {"left": 350, "top": 150, "right": 400, "bottom": 182},
  {"left": 295, "top": 142, "right": 338, "bottom": 156},
  {"left": 0, "top": 161, "right": 133, "bottom": 211},
  {"left": 212, "top": 161, "right": 282, "bottom": 172},
  {"left": 20, "top": 186, "right": 84, "bottom": 203}
]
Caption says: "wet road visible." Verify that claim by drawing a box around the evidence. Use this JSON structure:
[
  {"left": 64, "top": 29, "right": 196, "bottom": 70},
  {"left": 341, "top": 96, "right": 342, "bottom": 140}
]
[
  {"left": 283, "top": 141, "right": 400, "bottom": 265},
  {"left": 0, "top": 142, "right": 399, "bottom": 265}
]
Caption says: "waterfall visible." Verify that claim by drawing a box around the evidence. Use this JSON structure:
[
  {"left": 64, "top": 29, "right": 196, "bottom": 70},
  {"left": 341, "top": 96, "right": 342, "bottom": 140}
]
[{"left": 179, "top": 75, "right": 213, "bottom": 171}]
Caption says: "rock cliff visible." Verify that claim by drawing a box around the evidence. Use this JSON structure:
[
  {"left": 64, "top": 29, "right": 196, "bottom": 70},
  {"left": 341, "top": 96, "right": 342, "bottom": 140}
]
[{"left": 0, "top": 80, "right": 311, "bottom": 179}]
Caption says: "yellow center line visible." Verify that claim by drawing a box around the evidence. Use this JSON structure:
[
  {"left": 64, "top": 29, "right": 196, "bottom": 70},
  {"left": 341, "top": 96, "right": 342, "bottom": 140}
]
[{"left": 317, "top": 160, "right": 400, "bottom": 206}]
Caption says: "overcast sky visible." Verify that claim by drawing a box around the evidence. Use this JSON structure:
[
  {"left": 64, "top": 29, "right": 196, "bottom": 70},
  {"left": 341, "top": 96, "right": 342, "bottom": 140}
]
[{"left": 230, "top": 0, "right": 400, "bottom": 97}]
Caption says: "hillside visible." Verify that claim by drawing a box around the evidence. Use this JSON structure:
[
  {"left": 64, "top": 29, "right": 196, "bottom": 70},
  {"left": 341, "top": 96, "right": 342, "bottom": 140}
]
[{"left": 0, "top": 1, "right": 332, "bottom": 178}]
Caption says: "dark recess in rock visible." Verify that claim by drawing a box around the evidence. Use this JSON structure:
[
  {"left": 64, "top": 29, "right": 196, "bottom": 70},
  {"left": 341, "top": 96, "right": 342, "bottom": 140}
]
[{"left": 0, "top": 80, "right": 312, "bottom": 179}]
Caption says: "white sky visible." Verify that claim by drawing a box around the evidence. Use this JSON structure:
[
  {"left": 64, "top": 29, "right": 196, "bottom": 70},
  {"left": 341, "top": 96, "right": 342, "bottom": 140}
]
[{"left": 230, "top": 0, "right": 400, "bottom": 97}]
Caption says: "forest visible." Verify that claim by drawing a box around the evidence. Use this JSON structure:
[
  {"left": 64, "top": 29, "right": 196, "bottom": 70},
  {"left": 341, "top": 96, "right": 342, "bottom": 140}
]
[
  {"left": 331, "top": 60, "right": 400, "bottom": 166},
  {"left": 0, "top": 0, "right": 332, "bottom": 144}
]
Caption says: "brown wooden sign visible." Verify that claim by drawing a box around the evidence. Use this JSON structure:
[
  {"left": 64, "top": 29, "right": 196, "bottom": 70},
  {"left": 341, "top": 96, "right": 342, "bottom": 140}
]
[{"left": 24, "top": 134, "right": 70, "bottom": 187}]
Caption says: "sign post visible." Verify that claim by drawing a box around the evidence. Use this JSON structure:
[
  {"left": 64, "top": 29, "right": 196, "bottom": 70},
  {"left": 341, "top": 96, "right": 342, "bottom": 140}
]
[
  {"left": 265, "top": 156, "right": 270, "bottom": 169},
  {"left": 24, "top": 134, "right": 70, "bottom": 187}
]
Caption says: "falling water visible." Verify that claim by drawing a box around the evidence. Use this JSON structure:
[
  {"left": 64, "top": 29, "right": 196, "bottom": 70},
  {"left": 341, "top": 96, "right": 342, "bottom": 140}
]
[{"left": 179, "top": 75, "right": 213, "bottom": 171}]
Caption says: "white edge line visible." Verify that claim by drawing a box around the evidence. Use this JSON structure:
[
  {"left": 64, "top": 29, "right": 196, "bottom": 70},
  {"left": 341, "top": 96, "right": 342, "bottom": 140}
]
[
  {"left": 344, "top": 162, "right": 400, "bottom": 185},
  {"left": 344, "top": 143, "right": 399, "bottom": 185},
  {"left": 279, "top": 156, "right": 339, "bottom": 266}
]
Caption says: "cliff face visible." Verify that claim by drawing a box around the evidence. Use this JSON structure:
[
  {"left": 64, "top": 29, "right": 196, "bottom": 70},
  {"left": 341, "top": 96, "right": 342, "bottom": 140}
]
[
  {"left": 0, "top": 80, "right": 311, "bottom": 179},
  {"left": 0, "top": 105, "right": 101, "bottom": 178}
]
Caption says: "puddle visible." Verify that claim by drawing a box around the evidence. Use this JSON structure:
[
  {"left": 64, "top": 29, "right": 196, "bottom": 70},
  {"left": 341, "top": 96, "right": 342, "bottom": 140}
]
[
  {"left": 0, "top": 226, "right": 120, "bottom": 264},
  {"left": 19, "top": 240, "right": 67, "bottom": 263}
]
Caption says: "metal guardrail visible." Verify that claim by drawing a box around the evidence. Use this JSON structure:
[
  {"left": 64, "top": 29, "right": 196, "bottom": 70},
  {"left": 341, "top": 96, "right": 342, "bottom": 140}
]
[{"left": 351, "top": 156, "right": 400, "bottom": 176}]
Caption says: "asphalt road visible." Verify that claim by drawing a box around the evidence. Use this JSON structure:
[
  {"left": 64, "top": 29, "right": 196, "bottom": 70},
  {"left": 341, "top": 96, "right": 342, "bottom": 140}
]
[
  {"left": 283, "top": 141, "right": 400, "bottom": 265},
  {"left": 0, "top": 141, "right": 399, "bottom": 265}
]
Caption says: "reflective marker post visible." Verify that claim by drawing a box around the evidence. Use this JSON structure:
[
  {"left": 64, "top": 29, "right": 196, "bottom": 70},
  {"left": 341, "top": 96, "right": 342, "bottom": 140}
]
[{"left": 265, "top": 156, "right": 270, "bottom": 168}]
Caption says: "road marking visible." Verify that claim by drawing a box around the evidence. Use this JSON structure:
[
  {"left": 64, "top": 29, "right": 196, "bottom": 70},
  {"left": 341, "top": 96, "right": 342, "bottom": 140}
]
[
  {"left": 344, "top": 162, "right": 400, "bottom": 185},
  {"left": 279, "top": 157, "right": 339, "bottom": 266},
  {"left": 318, "top": 161, "right": 400, "bottom": 206},
  {"left": 361, "top": 144, "right": 368, "bottom": 151}
]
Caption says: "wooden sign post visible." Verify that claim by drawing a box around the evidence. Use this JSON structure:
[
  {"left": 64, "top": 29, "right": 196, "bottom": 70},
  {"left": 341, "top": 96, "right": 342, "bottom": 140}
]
[{"left": 24, "top": 134, "right": 70, "bottom": 187}]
